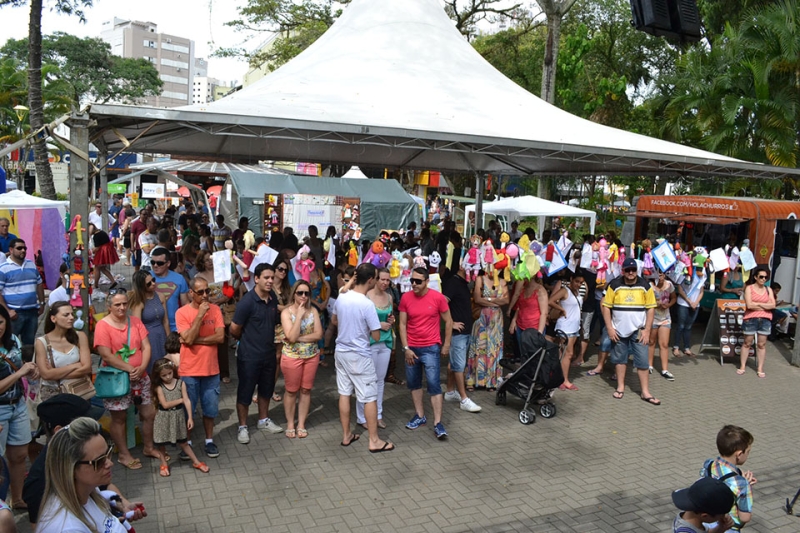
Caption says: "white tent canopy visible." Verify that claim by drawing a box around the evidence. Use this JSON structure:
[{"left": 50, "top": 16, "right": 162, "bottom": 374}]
[
  {"left": 0, "top": 190, "right": 68, "bottom": 218},
  {"left": 84, "top": 0, "right": 800, "bottom": 180},
  {"left": 466, "top": 196, "right": 596, "bottom": 234},
  {"left": 342, "top": 166, "right": 369, "bottom": 179}
]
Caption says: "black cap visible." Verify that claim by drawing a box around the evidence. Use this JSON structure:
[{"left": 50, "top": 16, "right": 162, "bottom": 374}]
[
  {"left": 37, "top": 394, "right": 105, "bottom": 434},
  {"left": 672, "top": 477, "right": 734, "bottom": 516},
  {"left": 622, "top": 258, "right": 637, "bottom": 271}
]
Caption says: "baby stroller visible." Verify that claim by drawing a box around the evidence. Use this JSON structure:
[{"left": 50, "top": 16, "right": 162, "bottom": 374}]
[{"left": 497, "top": 329, "right": 566, "bottom": 425}]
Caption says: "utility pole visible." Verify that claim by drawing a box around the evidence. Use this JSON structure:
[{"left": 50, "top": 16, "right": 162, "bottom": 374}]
[
  {"left": 474, "top": 172, "right": 483, "bottom": 235},
  {"left": 67, "top": 112, "right": 90, "bottom": 327},
  {"left": 97, "top": 141, "right": 108, "bottom": 232}
]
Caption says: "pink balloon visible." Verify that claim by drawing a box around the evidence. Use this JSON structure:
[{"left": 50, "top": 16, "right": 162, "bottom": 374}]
[{"left": 506, "top": 243, "right": 519, "bottom": 259}]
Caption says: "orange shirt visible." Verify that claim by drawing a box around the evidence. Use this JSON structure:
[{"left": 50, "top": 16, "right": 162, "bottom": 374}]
[
  {"left": 94, "top": 317, "right": 149, "bottom": 369},
  {"left": 175, "top": 303, "right": 224, "bottom": 377}
]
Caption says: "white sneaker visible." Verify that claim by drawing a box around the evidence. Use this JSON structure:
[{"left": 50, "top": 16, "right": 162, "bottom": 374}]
[
  {"left": 237, "top": 426, "right": 250, "bottom": 444},
  {"left": 257, "top": 418, "right": 283, "bottom": 433},
  {"left": 91, "top": 290, "right": 106, "bottom": 301},
  {"left": 443, "top": 390, "right": 461, "bottom": 402},
  {"left": 460, "top": 398, "right": 482, "bottom": 413}
]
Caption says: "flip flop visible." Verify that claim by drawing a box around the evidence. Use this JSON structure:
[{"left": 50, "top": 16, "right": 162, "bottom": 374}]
[
  {"left": 672, "top": 348, "right": 682, "bottom": 357},
  {"left": 297, "top": 429, "right": 308, "bottom": 438},
  {"left": 340, "top": 433, "right": 360, "bottom": 446},
  {"left": 613, "top": 390, "right": 624, "bottom": 399},
  {"left": 159, "top": 464, "right": 170, "bottom": 477},
  {"left": 192, "top": 462, "right": 210, "bottom": 473},
  {"left": 285, "top": 429, "right": 296, "bottom": 439},
  {"left": 736, "top": 368, "right": 746, "bottom": 375},
  {"left": 272, "top": 393, "right": 282, "bottom": 402},
  {"left": 586, "top": 370, "right": 601, "bottom": 376},
  {"left": 558, "top": 383, "right": 578, "bottom": 391},
  {"left": 757, "top": 372, "right": 766, "bottom": 378},
  {"left": 369, "top": 442, "right": 396, "bottom": 453},
  {"left": 684, "top": 350, "right": 696, "bottom": 358},
  {"left": 641, "top": 395, "right": 661, "bottom": 405},
  {"left": 118, "top": 458, "right": 142, "bottom": 470}
]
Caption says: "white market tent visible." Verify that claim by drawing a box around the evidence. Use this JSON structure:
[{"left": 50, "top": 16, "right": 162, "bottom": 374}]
[
  {"left": 466, "top": 195, "right": 596, "bottom": 234},
  {"left": 0, "top": 189, "right": 68, "bottom": 217}
]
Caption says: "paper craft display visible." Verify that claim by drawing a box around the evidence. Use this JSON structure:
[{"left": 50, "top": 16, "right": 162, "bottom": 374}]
[
  {"left": 557, "top": 232, "right": 573, "bottom": 256},
  {"left": 263, "top": 194, "right": 283, "bottom": 235},
  {"left": 738, "top": 246, "right": 757, "bottom": 271},
  {"left": 580, "top": 242, "right": 594, "bottom": 270},
  {"left": 538, "top": 245, "right": 567, "bottom": 277},
  {"left": 340, "top": 197, "right": 361, "bottom": 241},
  {"left": 282, "top": 194, "right": 340, "bottom": 239},
  {"left": 248, "top": 245, "right": 278, "bottom": 274},
  {"left": 651, "top": 240, "right": 677, "bottom": 272},
  {"left": 212, "top": 250, "right": 232, "bottom": 284},
  {"left": 236, "top": 264, "right": 255, "bottom": 292},
  {"left": 708, "top": 248, "right": 729, "bottom": 272}
]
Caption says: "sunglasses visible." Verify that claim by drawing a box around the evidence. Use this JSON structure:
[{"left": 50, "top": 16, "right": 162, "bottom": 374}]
[
  {"left": 342, "top": 278, "right": 351, "bottom": 283},
  {"left": 410, "top": 278, "right": 426, "bottom": 285},
  {"left": 151, "top": 260, "right": 168, "bottom": 267},
  {"left": 14, "top": 246, "right": 26, "bottom": 251},
  {"left": 276, "top": 267, "right": 287, "bottom": 272},
  {"left": 624, "top": 268, "right": 637, "bottom": 274},
  {"left": 108, "top": 287, "right": 127, "bottom": 296},
  {"left": 146, "top": 279, "right": 155, "bottom": 287},
  {"left": 77, "top": 445, "right": 113, "bottom": 471},
  {"left": 757, "top": 275, "right": 768, "bottom": 280},
  {"left": 295, "top": 290, "right": 310, "bottom": 296},
  {"left": 193, "top": 288, "right": 211, "bottom": 296}
]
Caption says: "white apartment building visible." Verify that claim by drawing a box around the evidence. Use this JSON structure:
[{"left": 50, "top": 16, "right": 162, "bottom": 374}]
[{"left": 101, "top": 17, "right": 195, "bottom": 108}]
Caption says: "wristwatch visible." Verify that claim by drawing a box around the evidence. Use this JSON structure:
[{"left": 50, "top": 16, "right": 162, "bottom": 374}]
[{"left": 403, "top": 345, "right": 410, "bottom": 351}]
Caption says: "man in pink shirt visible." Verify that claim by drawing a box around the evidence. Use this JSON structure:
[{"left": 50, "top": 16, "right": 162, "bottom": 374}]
[{"left": 399, "top": 267, "right": 453, "bottom": 440}]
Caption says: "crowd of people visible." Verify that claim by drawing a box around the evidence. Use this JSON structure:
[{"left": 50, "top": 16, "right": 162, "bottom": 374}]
[{"left": 0, "top": 194, "right": 784, "bottom": 531}]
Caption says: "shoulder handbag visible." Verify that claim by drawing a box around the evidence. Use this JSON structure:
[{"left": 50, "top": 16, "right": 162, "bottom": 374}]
[
  {"left": 43, "top": 336, "right": 95, "bottom": 400},
  {"left": 94, "top": 319, "right": 133, "bottom": 399}
]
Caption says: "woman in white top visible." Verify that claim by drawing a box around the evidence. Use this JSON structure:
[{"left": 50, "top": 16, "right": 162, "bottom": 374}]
[
  {"left": 36, "top": 417, "right": 127, "bottom": 533},
  {"left": 35, "top": 301, "right": 92, "bottom": 401},
  {"left": 548, "top": 272, "right": 584, "bottom": 391},
  {"left": 648, "top": 270, "right": 676, "bottom": 381},
  {"left": 673, "top": 267, "right": 705, "bottom": 357}
]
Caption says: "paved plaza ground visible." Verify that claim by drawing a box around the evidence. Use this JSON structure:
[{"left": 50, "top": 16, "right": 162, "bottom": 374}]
[{"left": 14, "top": 264, "right": 800, "bottom": 532}]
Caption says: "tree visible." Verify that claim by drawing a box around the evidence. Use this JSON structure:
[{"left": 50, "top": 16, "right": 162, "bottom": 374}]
[{"left": 1, "top": 33, "right": 163, "bottom": 105}]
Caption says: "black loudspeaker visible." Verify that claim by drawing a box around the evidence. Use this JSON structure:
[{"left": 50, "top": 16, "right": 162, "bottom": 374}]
[{"left": 630, "top": 0, "right": 701, "bottom": 41}]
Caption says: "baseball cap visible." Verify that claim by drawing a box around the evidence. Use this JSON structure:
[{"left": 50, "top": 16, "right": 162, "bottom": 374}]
[
  {"left": 37, "top": 394, "right": 105, "bottom": 435},
  {"left": 622, "top": 258, "right": 637, "bottom": 270},
  {"left": 672, "top": 477, "right": 734, "bottom": 516}
]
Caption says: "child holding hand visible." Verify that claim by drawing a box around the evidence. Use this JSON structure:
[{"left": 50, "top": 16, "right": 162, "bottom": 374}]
[{"left": 151, "top": 359, "right": 208, "bottom": 476}]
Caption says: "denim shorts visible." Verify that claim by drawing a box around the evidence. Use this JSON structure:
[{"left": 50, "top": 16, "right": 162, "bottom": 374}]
[
  {"left": 609, "top": 332, "right": 649, "bottom": 369},
  {"left": 183, "top": 375, "right": 221, "bottom": 419},
  {"left": 448, "top": 334, "right": 469, "bottom": 373},
  {"left": 406, "top": 345, "right": 443, "bottom": 396},
  {"left": 742, "top": 317, "right": 771, "bottom": 336},
  {"left": 0, "top": 401, "right": 31, "bottom": 455},
  {"left": 580, "top": 312, "right": 594, "bottom": 341}
]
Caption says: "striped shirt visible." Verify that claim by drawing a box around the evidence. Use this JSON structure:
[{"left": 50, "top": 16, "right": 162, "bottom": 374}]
[
  {"left": 0, "top": 259, "right": 42, "bottom": 310},
  {"left": 212, "top": 225, "right": 232, "bottom": 251},
  {"left": 602, "top": 276, "right": 656, "bottom": 337}
]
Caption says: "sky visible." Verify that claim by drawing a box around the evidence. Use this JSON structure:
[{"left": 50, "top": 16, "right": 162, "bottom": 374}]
[{"left": 0, "top": 0, "right": 259, "bottom": 84}]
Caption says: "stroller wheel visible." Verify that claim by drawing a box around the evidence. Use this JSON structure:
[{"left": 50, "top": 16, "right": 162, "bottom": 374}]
[
  {"left": 518, "top": 409, "right": 536, "bottom": 425},
  {"left": 495, "top": 391, "right": 507, "bottom": 406},
  {"left": 539, "top": 403, "right": 557, "bottom": 419}
]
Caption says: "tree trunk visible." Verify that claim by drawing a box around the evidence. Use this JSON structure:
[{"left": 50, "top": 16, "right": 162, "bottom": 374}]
[
  {"left": 540, "top": 11, "right": 562, "bottom": 105},
  {"left": 27, "top": 0, "right": 56, "bottom": 200}
]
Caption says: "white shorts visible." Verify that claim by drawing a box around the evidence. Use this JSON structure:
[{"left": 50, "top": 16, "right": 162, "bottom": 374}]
[{"left": 335, "top": 350, "right": 378, "bottom": 404}]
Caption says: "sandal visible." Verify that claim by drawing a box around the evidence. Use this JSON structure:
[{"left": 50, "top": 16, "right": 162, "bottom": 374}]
[
  {"left": 684, "top": 350, "right": 695, "bottom": 358},
  {"left": 672, "top": 348, "right": 682, "bottom": 357},
  {"left": 285, "top": 429, "right": 296, "bottom": 439},
  {"left": 641, "top": 395, "right": 661, "bottom": 406},
  {"left": 385, "top": 375, "right": 406, "bottom": 386},
  {"left": 757, "top": 371, "right": 766, "bottom": 378},
  {"left": 10, "top": 501, "right": 27, "bottom": 511},
  {"left": 159, "top": 464, "right": 170, "bottom": 477},
  {"left": 192, "top": 462, "right": 210, "bottom": 473},
  {"left": 612, "top": 390, "right": 624, "bottom": 399},
  {"left": 736, "top": 368, "right": 746, "bottom": 375},
  {"left": 117, "top": 458, "right": 142, "bottom": 470},
  {"left": 272, "top": 392, "right": 282, "bottom": 402},
  {"left": 297, "top": 428, "right": 308, "bottom": 438}
]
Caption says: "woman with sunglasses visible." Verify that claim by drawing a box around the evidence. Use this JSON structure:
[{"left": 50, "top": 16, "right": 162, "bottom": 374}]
[
  {"left": 36, "top": 417, "right": 127, "bottom": 532},
  {"left": 740, "top": 266, "right": 776, "bottom": 377},
  {"left": 194, "top": 250, "right": 233, "bottom": 383},
  {"left": 280, "top": 281, "right": 323, "bottom": 438},
  {"left": 271, "top": 257, "right": 293, "bottom": 402},
  {"left": 94, "top": 290, "right": 160, "bottom": 470},
  {"left": 129, "top": 270, "right": 169, "bottom": 373}
]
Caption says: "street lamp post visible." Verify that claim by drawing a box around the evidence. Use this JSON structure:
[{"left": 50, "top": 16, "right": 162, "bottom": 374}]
[{"left": 12, "top": 105, "right": 29, "bottom": 190}]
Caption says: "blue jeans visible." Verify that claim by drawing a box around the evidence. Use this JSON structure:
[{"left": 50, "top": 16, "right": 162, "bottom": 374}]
[
  {"left": 449, "top": 334, "right": 469, "bottom": 373},
  {"left": 183, "top": 375, "right": 221, "bottom": 419},
  {"left": 673, "top": 305, "right": 699, "bottom": 352},
  {"left": 405, "top": 345, "right": 443, "bottom": 396},
  {"left": 12, "top": 308, "right": 38, "bottom": 346}
]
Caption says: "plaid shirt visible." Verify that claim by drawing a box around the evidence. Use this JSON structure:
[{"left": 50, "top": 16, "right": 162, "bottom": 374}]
[{"left": 701, "top": 457, "right": 752, "bottom": 528}]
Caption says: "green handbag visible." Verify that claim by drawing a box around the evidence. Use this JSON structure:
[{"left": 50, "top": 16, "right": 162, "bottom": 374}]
[{"left": 95, "top": 318, "right": 134, "bottom": 399}]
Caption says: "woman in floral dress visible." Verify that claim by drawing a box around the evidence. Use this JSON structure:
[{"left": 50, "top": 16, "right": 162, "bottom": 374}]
[{"left": 466, "top": 271, "right": 508, "bottom": 390}]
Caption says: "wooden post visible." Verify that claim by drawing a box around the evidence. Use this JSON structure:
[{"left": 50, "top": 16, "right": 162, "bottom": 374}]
[
  {"left": 98, "top": 141, "right": 108, "bottom": 233},
  {"left": 474, "top": 172, "right": 483, "bottom": 233},
  {"left": 67, "top": 112, "right": 90, "bottom": 326}
]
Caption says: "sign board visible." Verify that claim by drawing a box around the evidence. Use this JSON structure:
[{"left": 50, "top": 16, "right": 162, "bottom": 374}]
[
  {"left": 700, "top": 299, "right": 753, "bottom": 364},
  {"left": 141, "top": 183, "right": 165, "bottom": 199},
  {"left": 108, "top": 184, "right": 127, "bottom": 195}
]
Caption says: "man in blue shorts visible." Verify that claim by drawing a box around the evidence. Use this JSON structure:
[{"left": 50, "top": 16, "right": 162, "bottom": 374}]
[
  {"left": 602, "top": 258, "right": 660, "bottom": 404},
  {"left": 442, "top": 265, "right": 481, "bottom": 412}
]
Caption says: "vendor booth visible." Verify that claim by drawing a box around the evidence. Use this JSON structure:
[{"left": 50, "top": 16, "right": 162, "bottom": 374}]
[
  {"left": 635, "top": 195, "right": 800, "bottom": 301},
  {"left": 0, "top": 190, "right": 67, "bottom": 289},
  {"left": 219, "top": 172, "right": 418, "bottom": 239},
  {"left": 465, "top": 195, "right": 597, "bottom": 236}
]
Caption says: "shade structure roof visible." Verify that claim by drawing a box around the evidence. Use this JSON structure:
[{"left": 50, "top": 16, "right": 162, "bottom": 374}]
[
  {"left": 466, "top": 195, "right": 596, "bottom": 232},
  {"left": 85, "top": 0, "right": 800, "bottom": 180}
]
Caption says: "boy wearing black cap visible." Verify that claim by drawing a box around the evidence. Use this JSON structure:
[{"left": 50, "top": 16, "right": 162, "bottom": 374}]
[{"left": 672, "top": 477, "right": 735, "bottom": 532}]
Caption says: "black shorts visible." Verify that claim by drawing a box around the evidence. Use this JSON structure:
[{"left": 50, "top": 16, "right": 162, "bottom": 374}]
[
  {"left": 123, "top": 230, "right": 131, "bottom": 249},
  {"left": 236, "top": 356, "right": 276, "bottom": 406}
]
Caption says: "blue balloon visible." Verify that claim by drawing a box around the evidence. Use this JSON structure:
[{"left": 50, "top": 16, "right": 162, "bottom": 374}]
[{"left": 615, "top": 219, "right": 622, "bottom": 227}]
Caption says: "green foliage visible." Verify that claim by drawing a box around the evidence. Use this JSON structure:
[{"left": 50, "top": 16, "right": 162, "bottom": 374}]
[{"left": 0, "top": 33, "right": 163, "bottom": 104}]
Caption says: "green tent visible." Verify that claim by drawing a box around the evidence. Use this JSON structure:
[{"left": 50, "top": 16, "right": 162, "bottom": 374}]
[{"left": 219, "top": 172, "right": 418, "bottom": 239}]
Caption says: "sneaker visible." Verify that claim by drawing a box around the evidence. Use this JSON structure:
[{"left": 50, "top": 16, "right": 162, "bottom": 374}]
[
  {"left": 257, "top": 418, "right": 283, "bottom": 433},
  {"left": 237, "top": 426, "right": 250, "bottom": 444},
  {"left": 443, "top": 390, "right": 460, "bottom": 402},
  {"left": 434, "top": 422, "right": 448, "bottom": 440},
  {"left": 648, "top": 366, "right": 654, "bottom": 374},
  {"left": 179, "top": 447, "right": 192, "bottom": 461},
  {"left": 204, "top": 442, "right": 220, "bottom": 458},
  {"left": 661, "top": 370, "right": 675, "bottom": 381},
  {"left": 405, "top": 414, "right": 427, "bottom": 430},
  {"left": 460, "top": 398, "right": 482, "bottom": 413}
]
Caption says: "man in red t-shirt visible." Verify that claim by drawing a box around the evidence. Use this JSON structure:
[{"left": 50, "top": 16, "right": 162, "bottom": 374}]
[
  {"left": 399, "top": 267, "right": 453, "bottom": 440},
  {"left": 176, "top": 277, "right": 225, "bottom": 458}
]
